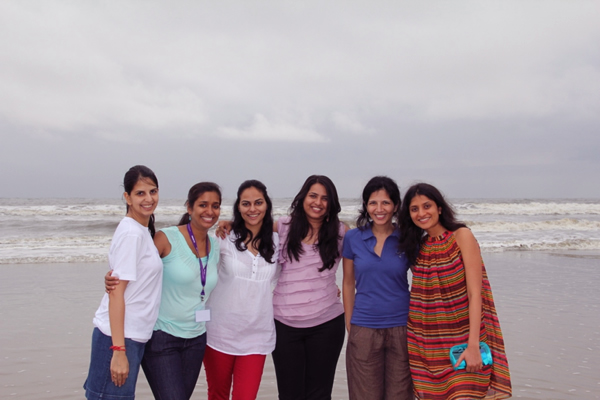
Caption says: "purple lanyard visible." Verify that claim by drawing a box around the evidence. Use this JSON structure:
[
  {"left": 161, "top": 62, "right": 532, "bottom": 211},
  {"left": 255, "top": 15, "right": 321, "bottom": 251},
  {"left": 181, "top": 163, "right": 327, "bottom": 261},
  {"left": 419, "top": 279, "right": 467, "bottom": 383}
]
[{"left": 186, "top": 223, "right": 209, "bottom": 301}]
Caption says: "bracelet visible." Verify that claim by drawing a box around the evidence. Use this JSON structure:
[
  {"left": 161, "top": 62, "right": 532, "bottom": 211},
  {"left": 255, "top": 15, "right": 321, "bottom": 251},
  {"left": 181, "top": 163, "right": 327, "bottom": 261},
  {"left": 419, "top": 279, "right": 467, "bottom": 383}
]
[{"left": 110, "top": 345, "right": 126, "bottom": 351}]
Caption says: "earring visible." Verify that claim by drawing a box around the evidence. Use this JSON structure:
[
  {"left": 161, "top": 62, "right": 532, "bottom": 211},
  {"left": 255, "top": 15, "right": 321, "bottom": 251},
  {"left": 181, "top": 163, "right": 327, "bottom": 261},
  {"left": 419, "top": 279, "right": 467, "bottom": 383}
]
[{"left": 189, "top": 215, "right": 192, "bottom": 221}]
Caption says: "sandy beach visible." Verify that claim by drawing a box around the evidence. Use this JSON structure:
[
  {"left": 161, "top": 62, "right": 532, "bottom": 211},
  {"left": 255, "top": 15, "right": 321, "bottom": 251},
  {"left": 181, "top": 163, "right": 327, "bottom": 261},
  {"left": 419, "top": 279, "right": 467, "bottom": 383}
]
[{"left": 1, "top": 250, "right": 599, "bottom": 399}]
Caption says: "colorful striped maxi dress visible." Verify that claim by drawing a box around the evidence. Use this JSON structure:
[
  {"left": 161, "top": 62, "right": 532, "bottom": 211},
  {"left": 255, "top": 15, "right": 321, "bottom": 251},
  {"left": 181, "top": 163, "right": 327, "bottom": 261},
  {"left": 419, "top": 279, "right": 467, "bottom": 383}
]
[{"left": 407, "top": 231, "right": 512, "bottom": 400}]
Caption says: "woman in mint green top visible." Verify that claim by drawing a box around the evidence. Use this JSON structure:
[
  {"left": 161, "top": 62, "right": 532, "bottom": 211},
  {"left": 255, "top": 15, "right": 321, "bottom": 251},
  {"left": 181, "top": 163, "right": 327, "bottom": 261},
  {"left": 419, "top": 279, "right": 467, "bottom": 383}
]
[
  {"left": 152, "top": 226, "right": 219, "bottom": 338},
  {"left": 144, "top": 182, "right": 222, "bottom": 400},
  {"left": 107, "top": 181, "right": 222, "bottom": 400}
]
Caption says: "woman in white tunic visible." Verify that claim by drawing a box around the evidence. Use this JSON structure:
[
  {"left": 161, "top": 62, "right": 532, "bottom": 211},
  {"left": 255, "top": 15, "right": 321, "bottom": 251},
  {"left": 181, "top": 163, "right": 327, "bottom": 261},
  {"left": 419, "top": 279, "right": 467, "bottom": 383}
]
[{"left": 204, "top": 180, "right": 279, "bottom": 400}]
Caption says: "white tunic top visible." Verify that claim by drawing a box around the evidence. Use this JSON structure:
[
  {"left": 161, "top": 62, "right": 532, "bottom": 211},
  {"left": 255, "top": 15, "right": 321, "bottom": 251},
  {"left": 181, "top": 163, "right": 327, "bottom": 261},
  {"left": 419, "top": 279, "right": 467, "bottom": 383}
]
[
  {"left": 206, "top": 233, "right": 280, "bottom": 355},
  {"left": 93, "top": 217, "right": 163, "bottom": 342}
]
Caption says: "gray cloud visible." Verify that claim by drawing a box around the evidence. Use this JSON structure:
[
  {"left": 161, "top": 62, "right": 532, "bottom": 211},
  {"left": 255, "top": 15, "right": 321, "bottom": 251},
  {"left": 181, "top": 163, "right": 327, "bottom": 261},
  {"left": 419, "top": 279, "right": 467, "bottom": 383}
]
[{"left": 0, "top": 1, "right": 598, "bottom": 199}]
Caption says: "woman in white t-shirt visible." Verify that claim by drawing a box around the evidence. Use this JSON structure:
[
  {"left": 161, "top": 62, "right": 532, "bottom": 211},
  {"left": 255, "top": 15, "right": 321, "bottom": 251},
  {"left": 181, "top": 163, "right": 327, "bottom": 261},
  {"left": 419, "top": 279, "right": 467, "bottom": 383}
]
[
  {"left": 84, "top": 165, "right": 163, "bottom": 400},
  {"left": 203, "top": 179, "right": 279, "bottom": 400}
]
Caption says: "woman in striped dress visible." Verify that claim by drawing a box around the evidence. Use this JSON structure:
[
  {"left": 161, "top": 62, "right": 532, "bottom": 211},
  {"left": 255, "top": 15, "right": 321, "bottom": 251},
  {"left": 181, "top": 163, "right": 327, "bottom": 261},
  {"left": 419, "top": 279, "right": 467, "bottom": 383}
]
[{"left": 399, "top": 183, "right": 511, "bottom": 400}]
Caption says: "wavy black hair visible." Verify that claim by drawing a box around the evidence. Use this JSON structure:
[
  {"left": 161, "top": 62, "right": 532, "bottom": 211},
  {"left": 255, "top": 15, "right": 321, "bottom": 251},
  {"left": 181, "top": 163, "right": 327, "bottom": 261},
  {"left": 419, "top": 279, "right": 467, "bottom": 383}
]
[
  {"left": 123, "top": 165, "right": 158, "bottom": 237},
  {"left": 283, "top": 175, "right": 342, "bottom": 272},
  {"left": 398, "top": 183, "right": 466, "bottom": 266},
  {"left": 231, "top": 180, "right": 276, "bottom": 263},
  {"left": 356, "top": 176, "right": 401, "bottom": 229}
]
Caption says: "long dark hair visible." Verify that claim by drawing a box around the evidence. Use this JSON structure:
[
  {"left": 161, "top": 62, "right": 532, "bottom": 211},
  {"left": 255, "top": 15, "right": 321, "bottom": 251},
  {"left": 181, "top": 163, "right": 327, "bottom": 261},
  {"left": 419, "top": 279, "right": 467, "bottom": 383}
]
[
  {"left": 398, "top": 183, "right": 466, "bottom": 266},
  {"left": 356, "top": 176, "right": 401, "bottom": 230},
  {"left": 284, "top": 175, "right": 342, "bottom": 272},
  {"left": 178, "top": 182, "right": 222, "bottom": 225},
  {"left": 123, "top": 165, "right": 158, "bottom": 237},
  {"left": 231, "top": 180, "right": 275, "bottom": 263}
]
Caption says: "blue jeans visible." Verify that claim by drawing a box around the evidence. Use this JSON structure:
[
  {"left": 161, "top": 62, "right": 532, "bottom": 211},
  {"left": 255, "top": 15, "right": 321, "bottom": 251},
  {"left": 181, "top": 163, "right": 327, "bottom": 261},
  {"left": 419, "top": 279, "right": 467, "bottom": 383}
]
[
  {"left": 141, "top": 329, "right": 207, "bottom": 400},
  {"left": 84, "top": 327, "right": 146, "bottom": 400}
]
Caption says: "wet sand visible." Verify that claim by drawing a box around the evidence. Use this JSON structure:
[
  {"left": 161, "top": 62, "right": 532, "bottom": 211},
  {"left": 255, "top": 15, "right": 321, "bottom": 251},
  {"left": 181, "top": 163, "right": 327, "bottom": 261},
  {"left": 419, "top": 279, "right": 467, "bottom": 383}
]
[{"left": 1, "top": 251, "right": 599, "bottom": 399}]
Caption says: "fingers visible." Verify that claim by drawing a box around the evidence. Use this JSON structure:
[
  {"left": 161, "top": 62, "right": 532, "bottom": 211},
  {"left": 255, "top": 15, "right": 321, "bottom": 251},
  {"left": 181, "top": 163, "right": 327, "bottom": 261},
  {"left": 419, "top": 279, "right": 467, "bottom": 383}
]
[
  {"left": 215, "top": 225, "right": 225, "bottom": 239},
  {"left": 111, "top": 372, "right": 128, "bottom": 387},
  {"left": 457, "top": 352, "right": 483, "bottom": 372},
  {"left": 454, "top": 353, "right": 465, "bottom": 369}
]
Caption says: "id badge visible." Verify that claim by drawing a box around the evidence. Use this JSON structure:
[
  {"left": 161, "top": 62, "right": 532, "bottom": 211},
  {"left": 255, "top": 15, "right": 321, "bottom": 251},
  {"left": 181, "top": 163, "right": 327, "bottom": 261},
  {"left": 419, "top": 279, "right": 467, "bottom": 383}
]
[{"left": 195, "top": 309, "right": 211, "bottom": 322}]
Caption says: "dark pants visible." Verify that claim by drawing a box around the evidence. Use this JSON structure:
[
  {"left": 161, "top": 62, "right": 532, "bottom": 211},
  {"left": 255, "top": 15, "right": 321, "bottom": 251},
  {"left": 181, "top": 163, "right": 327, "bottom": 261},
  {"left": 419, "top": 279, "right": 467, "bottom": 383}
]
[
  {"left": 141, "top": 330, "right": 207, "bottom": 400},
  {"left": 272, "top": 314, "right": 345, "bottom": 400}
]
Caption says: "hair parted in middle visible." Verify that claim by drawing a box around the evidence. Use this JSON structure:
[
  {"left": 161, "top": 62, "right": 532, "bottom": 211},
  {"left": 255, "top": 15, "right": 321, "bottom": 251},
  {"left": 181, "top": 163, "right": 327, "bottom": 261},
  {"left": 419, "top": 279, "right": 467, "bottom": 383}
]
[
  {"left": 231, "top": 179, "right": 276, "bottom": 263},
  {"left": 283, "top": 175, "right": 342, "bottom": 272},
  {"left": 178, "top": 182, "right": 222, "bottom": 226},
  {"left": 398, "top": 182, "right": 466, "bottom": 265},
  {"left": 356, "top": 176, "right": 401, "bottom": 230}
]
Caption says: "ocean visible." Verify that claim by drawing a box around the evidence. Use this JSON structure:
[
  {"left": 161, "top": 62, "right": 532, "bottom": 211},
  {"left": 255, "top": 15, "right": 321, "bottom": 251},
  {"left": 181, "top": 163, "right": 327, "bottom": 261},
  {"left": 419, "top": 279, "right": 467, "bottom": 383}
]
[
  {"left": 1, "top": 198, "right": 599, "bottom": 399},
  {"left": 0, "top": 197, "right": 599, "bottom": 264}
]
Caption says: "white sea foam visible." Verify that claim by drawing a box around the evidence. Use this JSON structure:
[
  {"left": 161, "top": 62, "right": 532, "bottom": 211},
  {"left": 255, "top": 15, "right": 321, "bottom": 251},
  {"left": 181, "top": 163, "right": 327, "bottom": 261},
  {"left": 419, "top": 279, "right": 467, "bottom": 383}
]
[
  {"left": 470, "top": 218, "right": 600, "bottom": 233},
  {"left": 455, "top": 202, "right": 600, "bottom": 216},
  {"left": 480, "top": 238, "right": 600, "bottom": 252},
  {"left": 1, "top": 198, "right": 599, "bottom": 264}
]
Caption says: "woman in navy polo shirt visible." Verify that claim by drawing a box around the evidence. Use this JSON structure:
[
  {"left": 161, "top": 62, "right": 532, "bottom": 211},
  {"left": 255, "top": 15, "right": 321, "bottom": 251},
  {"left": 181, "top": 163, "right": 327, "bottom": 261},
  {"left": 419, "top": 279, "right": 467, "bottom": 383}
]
[{"left": 342, "top": 176, "right": 412, "bottom": 399}]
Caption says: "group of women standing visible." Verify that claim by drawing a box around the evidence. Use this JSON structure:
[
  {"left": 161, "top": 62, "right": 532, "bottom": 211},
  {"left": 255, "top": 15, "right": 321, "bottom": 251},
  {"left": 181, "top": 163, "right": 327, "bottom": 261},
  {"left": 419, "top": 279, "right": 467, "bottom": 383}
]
[{"left": 84, "top": 165, "right": 512, "bottom": 400}]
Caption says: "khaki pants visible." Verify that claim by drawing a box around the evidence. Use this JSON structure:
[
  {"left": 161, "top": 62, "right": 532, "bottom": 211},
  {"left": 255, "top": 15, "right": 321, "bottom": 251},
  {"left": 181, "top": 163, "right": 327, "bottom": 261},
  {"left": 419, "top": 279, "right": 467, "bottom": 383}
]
[{"left": 346, "top": 325, "right": 414, "bottom": 400}]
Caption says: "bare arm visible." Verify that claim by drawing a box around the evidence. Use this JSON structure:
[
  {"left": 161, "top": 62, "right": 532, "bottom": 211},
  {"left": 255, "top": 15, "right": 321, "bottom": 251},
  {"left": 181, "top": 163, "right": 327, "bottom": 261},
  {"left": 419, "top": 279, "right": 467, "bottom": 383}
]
[
  {"left": 342, "top": 257, "right": 356, "bottom": 333},
  {"left": 454, "top": 228, "right": 483, "bottom": 372},
  {"left": 108, "top": 278, "right": 129, "bottom": 387},
  {"left": 153, "top": 230, "right": 171, "bottom": 258}
]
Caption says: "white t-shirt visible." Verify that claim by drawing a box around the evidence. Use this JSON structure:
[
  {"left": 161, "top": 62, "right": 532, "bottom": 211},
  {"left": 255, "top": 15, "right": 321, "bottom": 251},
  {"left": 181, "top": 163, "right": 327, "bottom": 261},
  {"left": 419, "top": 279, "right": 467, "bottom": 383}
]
[
  {"left": 93, "top": 217, "right": 163, "bottom": 342},
  {"left": 206, "top": 233, "right": 280, "bottom": 355}
]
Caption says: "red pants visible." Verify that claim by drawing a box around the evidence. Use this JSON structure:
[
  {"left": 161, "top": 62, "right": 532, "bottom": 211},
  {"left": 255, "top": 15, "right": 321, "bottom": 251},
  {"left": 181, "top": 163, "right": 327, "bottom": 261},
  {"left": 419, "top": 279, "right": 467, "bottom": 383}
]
[{"left": 203, "top": 345, "right": 267, "bottom": 400}]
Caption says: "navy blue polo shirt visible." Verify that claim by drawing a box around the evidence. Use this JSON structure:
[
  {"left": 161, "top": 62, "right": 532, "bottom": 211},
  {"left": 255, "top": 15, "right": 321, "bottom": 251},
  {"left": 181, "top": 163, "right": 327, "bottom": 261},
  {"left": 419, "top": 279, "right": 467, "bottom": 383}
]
[{"left": 342, "top": 226, "right": 410, "bottom": 328}]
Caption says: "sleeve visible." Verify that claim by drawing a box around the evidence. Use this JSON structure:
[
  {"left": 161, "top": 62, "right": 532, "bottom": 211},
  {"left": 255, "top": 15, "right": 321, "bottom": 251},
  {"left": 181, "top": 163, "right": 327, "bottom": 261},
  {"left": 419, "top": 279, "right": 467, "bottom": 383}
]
[
  {"left": 342, "top": 229, "right": 355, "bottom": 260},
  {"left": 271, "top": 233, "right": 281, "bottom": 285},
  {"left": 216, "top": 235, "right": 229, "bottom": 271},
  {"left": 276, "top": 217, "right": 290, "bottom": 265},
  {"left": 109, "top": 234, "right": 142, "bottom": 281},
  {"left": 210, "top": 235, "right": 221, "bottom": 266}
]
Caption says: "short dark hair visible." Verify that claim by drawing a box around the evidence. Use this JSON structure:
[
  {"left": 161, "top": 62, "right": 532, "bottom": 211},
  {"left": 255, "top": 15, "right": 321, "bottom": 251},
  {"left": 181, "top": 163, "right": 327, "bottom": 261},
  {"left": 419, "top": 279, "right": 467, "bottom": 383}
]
[{"left": 356, "top": 176, "right": 401, "bottom": 229}]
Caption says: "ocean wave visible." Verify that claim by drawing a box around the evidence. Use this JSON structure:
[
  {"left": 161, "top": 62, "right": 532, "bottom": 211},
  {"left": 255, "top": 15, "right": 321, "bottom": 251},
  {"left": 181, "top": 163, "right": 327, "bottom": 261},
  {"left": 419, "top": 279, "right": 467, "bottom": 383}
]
[
  {"left": 0, "top": 253, "right": 108, "bottom": 265},
  {"left": 470, "top": 218, "right": 600, "bottom": 232},
  {"left": 3, "top": 201, "right": 598, "bottom": 218},
  {"left": 2, "top": 236, "right": 599, "bottom": 264},
  {"left": 455, "top": 202, "right": 600, "bottom": 216},
  {"left": 480, "top": 238, "right": 600, "bottom": 252}
]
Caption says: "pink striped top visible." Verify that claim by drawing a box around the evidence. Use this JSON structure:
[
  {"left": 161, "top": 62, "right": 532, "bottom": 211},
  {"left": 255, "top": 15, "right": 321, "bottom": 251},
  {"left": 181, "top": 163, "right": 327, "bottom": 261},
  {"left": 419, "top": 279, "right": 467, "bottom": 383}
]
[{"left": 272, "top": 216, "right": 345, "bottom": 328}]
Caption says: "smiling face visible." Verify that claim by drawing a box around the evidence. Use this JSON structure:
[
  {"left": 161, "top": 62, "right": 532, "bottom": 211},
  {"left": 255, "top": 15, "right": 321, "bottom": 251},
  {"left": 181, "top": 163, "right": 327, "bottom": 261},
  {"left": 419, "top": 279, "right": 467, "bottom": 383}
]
[
  {"left": 188, "top": 191, "right": 221, "bottom": 231},
  {"left": 303, "top": 183, "right": 329, "bottom": 223},
  {"left": 409, "top": 194, "right": 444, "bottom": 236},
  {"left": 124, "top": 178, "right": 159, "bottom": 226},
  {"left": 366, "top": 189, "right": 397, "bottom": 228},
  {"left": 238, "top": 186, "right": 267, "bottom": 230}
]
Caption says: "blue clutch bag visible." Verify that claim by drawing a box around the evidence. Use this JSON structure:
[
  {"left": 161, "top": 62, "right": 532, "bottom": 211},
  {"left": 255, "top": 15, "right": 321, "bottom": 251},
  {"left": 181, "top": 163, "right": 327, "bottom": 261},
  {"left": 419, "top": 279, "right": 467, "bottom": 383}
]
[{"left": 449, "top": 342, "right": 493, "bottom": 370}]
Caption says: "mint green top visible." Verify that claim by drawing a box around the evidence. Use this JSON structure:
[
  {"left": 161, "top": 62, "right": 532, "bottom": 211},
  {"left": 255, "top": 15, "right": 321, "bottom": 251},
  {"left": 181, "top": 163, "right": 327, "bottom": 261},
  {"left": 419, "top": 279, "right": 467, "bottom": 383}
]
[{"left": 153, "top": 226, "right": 219, "bottom": 339}]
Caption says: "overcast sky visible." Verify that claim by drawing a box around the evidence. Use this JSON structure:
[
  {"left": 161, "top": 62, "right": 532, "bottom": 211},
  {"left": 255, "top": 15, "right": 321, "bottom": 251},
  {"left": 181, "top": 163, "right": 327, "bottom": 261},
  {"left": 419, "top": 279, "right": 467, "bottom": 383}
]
[{"left": 1, "top": 1, "right": 598, "bottom": 199}]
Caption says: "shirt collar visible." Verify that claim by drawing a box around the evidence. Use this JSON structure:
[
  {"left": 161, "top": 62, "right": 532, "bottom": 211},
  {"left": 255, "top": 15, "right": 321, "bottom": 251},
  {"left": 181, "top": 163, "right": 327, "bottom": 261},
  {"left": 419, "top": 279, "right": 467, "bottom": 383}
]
[{"left": 360, "top": 224, "right": 400, "bottom": 241}]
